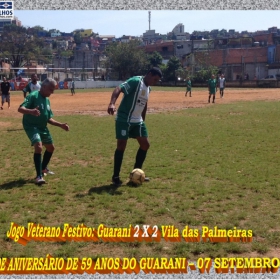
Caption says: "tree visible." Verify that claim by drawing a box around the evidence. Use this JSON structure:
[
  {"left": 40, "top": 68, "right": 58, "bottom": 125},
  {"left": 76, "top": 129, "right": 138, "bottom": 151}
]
[
  {"left": 193, "top": 66, "right": 219, "bottom": 83},
  {"left": 0, "top": 25, "right": 52, "bottom": 77},
  {"left": 32, "top": 25, "right": 45, "bottom": 31},
  {"left": 148, "top": 51, "right": 163, "bottom": 67},
  {"left": 73, "top": 32, "right": 82, "bottom": 45},
  {"left": 105, "top": 40, "right": 149, "bottom": 80},
  {"left": 192, "top": 42, "right": 218, "bottom": 83},
  {"left": 165, "top": 56, "right": 183, "bottom": 83}
]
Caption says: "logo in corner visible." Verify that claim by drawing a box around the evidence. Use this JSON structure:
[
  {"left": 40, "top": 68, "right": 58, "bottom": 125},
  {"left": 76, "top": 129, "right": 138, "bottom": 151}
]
[{"left": 0, "top": 1, "right": 13, "bottom": 19}]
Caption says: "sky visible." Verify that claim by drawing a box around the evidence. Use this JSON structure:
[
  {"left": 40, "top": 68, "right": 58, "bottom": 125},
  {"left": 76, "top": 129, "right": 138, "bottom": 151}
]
[{"left": 14, "top": 10, "right": 280, "bottom": 38}]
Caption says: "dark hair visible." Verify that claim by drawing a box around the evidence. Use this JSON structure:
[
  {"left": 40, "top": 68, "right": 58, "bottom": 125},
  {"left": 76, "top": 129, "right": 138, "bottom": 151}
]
[{"left": 147, "top": 67, "right": 162, "bottom": 78}]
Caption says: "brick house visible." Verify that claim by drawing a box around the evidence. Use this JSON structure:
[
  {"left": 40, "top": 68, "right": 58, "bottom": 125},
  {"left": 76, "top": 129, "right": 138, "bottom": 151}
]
[{"left": 193, "top": 47, "right": 268, "bottom": 80}]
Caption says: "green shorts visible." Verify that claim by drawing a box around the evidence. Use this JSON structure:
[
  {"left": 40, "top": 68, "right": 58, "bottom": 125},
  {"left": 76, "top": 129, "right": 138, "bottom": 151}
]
[
  {"left": 24, "top": 126, "right": 53, "bottom": 146},
  {"left": 209, "top": 88, "right": 217, "bottom": 94},
  {"left": 115, "top": 121, "right": 148, "bottom": 140}
]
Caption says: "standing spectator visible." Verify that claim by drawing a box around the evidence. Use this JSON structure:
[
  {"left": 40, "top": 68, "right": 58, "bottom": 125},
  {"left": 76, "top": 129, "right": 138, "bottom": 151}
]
[
  {"left": 22, "top": 74, "right": 41, "bottom": 98},
  {"left": 70, "top": 80, "right": 75, "bottom": 95},
  {"left": 219, "top": 74, "right": 226, "bottom": 98},
  {"left": 208, "top": 74, "right": 217, "bottom": 103},
  {"left": 185, "top": 77, "right": 192, "bottom": 97},
  {"left": 107, "top": 67, "right": 162, "bottom": 187},
  {"left": 18, "top": 78, "right": 70, "bottom": 185},
  {"left": 0, "top": 77, "right": 11, "bottom": 109}
]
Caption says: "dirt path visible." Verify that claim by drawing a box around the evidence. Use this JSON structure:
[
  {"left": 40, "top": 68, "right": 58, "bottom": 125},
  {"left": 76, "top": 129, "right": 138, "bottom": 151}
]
[{"left": 1, "top": 88, "right": 279, "bottom": 119}]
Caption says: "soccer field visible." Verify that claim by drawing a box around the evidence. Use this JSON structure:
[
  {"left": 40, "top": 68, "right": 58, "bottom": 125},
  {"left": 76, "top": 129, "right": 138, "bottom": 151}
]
[{"left": 0, "top": 87, "right": 279, "bottom": 262}]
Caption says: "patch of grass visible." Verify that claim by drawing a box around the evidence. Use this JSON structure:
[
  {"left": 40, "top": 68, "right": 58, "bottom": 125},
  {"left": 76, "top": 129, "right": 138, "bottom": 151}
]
[{"left": 0, "top": 99, "right": 279, "bottom": 261}]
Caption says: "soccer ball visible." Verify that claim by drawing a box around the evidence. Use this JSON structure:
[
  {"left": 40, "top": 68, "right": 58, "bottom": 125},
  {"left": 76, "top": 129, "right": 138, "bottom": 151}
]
[{"left": 129, "top": 168, "right": 145, "bottom": 185}]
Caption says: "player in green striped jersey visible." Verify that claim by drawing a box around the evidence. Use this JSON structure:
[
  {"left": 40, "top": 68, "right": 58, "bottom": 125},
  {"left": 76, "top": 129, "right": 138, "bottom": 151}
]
[{"left": 107, "top": 67, "right": 162, "bottom": 186}]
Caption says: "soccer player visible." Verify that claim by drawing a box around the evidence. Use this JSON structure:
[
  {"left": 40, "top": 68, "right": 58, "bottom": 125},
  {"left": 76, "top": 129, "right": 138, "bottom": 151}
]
[
  {"left": 219, "top": 74, "right": 226, "bottom": 98},
  {"left": 107, "top": 67, "right": 162, "bottom": 187},
  {"left": 0, "top": 77, "right": 11, "bottom": 109},
  {"left": 18, "top": 78, "right": 69, "bottom": 185},
  {"left": 185, "top": 77, "right": 192, "bottom": 97},
  {"left": 22, "top": 74, "right": 41, "bottom": 98},
  {"left": 208, "top": 74, "right": 217, "bottom": 103},
  {"left": 70, "top": 80, "right": 75, "bottom": 95}
]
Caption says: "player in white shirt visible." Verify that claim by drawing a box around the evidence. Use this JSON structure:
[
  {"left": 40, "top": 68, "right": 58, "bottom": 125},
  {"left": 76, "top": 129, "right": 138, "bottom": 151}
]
[
  {"left": 219, "top": 74, "right": 226, "bottom": 98},
  {"left": 22, "top": 74, "right": 42, "bottom": 98}
]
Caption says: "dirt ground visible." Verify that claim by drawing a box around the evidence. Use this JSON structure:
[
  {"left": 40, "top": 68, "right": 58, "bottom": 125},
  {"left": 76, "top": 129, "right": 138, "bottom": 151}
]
[{"left": 1, "top": 88, "right": 280, "bottom": 119}]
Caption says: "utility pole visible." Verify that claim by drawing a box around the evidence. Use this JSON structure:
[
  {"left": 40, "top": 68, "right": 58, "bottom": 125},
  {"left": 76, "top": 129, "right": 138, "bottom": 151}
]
[
  {"left": 82, "top": 51, "right": 85, "bottom": 81},
  {"left": 148, "top": 11, "right": 151, "bottom": 30}
]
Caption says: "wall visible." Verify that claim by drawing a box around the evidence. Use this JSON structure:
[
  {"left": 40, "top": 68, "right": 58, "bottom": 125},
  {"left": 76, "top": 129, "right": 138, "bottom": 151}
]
[{"left": 66, "top": 80, "right": 124, "bottom": 89}]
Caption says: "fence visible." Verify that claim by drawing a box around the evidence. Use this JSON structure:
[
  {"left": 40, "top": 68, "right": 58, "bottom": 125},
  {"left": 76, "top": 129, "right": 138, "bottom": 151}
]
[{"left": 160, "top": 80, "right": 280, "bottom": 88}]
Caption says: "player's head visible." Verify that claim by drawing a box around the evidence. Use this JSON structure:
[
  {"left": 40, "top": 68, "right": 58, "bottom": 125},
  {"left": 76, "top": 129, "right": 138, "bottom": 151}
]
[
  {"left": 31, "top": 74, "right": 38, "bottom": 83},
  {"left": 211, "top": 74, "right": 215, "bottom": 79},
  {"left": 40, "top": 78, "right": 57, "bottom": 97},
  {"left": 221, "top": 74, "right": 224, "bottom": 77},
  {"left": 144, "top": 67, "right": 162, "bottom": 86},
  {"left": 3, "top": 77, "right": 6, "bottom": 81}
]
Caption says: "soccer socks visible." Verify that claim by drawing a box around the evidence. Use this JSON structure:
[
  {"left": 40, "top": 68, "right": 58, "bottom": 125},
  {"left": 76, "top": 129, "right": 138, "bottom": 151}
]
[
  {"left": 34, "top": 153, "right": 42, "bottom": 177},
  {"left": 134, "top": 148, "right": 147, "bottom": 169},
  {"left": 113, "top": 148, "right": 147, "bottom": 178},
  {"left": 113, "top": 149, "right": 124, "bottom": 178},
  {"left": 41, "top": 151, "right": 53, "bottom": 171},
  {"left": 34, "top": 151, "right": 53, "bottom": 177}
]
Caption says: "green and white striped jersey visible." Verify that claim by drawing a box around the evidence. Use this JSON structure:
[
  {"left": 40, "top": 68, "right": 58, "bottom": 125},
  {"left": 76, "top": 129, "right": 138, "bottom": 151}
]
[{"left": 116, "top": 76, "right": 150, "bottom": 124}]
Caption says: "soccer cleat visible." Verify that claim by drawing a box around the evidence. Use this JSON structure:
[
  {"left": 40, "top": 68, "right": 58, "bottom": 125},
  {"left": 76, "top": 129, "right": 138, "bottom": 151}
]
[
  {"left": 42, "top": 168, "right": 55, "bottom": 176},
  {"left": 144, "top": 177, "right": 150, "bottom": 182},
  {"left": 35, "top": 176, "right": 46, "bottom": 185},
  {"left": 111, "top": 176, "right": 122, "bottom": 187}
]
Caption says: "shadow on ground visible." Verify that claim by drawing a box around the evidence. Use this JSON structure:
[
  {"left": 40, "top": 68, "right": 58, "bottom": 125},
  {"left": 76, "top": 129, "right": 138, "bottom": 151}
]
[
  {"left": 0, "top": 178, "right": 34, "bottom": 190},
  {"left": 74, "top": 185, "right": 123, "bottom": 197}
]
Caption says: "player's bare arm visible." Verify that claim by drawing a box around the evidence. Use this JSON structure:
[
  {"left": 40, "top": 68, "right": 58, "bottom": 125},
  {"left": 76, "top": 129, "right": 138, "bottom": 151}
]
[
  {"left": 48, "top": 118, "right": 69, "bottom": 131},
  {"left": 18, "top": 106, "right": 40, "bottom": 116},
  {"left": 107, "top": 86, "right": 122, "bottom": 115}
]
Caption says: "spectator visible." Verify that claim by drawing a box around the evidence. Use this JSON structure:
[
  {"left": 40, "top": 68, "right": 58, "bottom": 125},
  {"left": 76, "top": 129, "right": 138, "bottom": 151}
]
[{"left": 0, "top": 77, "right": 11, "bottom": 109}]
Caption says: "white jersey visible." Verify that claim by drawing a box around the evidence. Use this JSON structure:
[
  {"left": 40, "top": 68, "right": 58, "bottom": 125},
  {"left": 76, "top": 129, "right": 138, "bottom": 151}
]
[
  {"left": 219, "top": 78, "right": 225, "bottom": 88},
  {"left": 23, "top": 81, "right": 41, "bottom": 94},
  {"left": 29, "top": 82, "right": 41, "bottom": 92}
]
